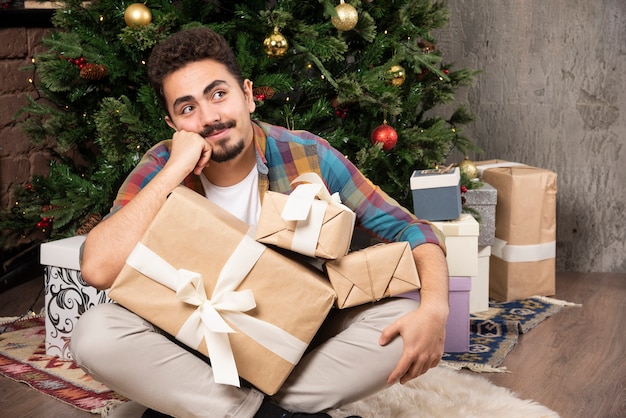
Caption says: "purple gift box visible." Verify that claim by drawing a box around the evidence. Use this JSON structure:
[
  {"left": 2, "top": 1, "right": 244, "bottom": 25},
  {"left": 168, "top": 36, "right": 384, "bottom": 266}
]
[{"left": 402, "top": 276, "right": 471, "bottom": 353}]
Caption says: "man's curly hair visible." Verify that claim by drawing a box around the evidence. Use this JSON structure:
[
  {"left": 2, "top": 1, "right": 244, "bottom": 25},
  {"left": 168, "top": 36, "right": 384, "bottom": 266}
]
[{"left": 147, "top": 27, "right": 244, "bottom": 113}]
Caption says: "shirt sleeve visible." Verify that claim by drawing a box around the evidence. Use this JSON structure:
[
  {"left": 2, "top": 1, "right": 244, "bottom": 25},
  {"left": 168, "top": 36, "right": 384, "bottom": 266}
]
[
  {"left": 109, "top": 140, "right": 173, "bottom": 214},
  {"left": 316, "top": 139, "right": 446, "bottom": 254}
]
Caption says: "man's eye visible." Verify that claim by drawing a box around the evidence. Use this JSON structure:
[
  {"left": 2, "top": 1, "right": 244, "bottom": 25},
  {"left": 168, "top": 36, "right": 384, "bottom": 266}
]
[
  {"left": 181, "top": 105, "right": 193, "bottom": 114},
  {"left": 213, "top": 91, "right": 226, "bottom": 100}
]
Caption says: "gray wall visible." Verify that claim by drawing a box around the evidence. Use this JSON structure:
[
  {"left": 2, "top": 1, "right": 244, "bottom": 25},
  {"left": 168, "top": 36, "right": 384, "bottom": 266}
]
[{"left": 435, "top": 0, "right": 626, "bottom": 273}]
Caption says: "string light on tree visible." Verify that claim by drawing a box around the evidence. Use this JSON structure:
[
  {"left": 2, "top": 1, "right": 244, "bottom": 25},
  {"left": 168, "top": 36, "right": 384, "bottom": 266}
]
[
  {"left": 124, "top": 3, "right": 152, "bottom": 27},
  {"left": 371, "top": 120, "right": 398, "bottom": 151},
  {"left": 263, "top": 27, "right": 289, "bottom": 58},
  {"left": 331, "top": 0, "right": 359, "bottom": 31}
]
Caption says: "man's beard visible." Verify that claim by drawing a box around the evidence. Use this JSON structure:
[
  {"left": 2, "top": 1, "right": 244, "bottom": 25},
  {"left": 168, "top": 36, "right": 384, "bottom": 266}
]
[{"left": 199, "top": 121, "right": 244, "bottom": 163}]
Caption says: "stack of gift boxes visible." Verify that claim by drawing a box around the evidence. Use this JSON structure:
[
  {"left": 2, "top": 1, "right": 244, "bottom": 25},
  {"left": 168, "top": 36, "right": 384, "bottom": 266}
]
[
  {"left": 40, "top": 174, "right": 424, "bottom": 395},
  {"left": 39, "top": 161, "right": 556, "bottom": 392},
  {"left": 410, "top": 160, "right": 558, "bottom": 323}
]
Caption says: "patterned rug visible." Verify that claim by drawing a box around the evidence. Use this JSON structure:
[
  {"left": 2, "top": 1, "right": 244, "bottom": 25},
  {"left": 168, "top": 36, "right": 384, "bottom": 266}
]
[
  {"left": 0, "top": 315, "right": 127, "bottom": 414},
  {"left": 442, "top": 295, "right": 580, "bottom": 372},
  {"left": 0, "top": 295, "right": 576, "bottom": 415}
]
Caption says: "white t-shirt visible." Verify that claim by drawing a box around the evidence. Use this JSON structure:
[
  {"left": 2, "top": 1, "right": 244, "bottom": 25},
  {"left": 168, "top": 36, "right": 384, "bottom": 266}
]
[{"left": 199, "top": 167, "right": 261, "bottom": 226}]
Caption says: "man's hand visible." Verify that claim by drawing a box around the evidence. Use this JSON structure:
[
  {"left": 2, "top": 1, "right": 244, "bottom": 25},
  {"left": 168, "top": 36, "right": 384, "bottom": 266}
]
[
  {"left": 378, "top": 242, "right": 449, "bottom": 385},
  {"left": 378, "top": 304, "right": 447, "bottom": 384},
  {"left": 168, "top": 130, "right": 213, "bottom": 176}
]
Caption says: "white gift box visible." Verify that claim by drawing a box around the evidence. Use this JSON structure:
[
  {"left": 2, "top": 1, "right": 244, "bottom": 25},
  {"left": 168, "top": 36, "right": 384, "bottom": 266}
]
[
  {"left": 432, "top": 214, "right": 479, "bottom": 277},
  {"left": 40, "top": 235, "right": 112, "bottom": 360},
  {"left": 470, "top": 246, "right": 491, "bottom": 313}
]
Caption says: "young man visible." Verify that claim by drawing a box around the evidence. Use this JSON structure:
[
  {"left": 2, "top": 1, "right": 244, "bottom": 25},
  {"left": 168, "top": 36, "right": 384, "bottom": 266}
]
[{"left": 72, "top": 27, "right": 449, "bottom": 418}]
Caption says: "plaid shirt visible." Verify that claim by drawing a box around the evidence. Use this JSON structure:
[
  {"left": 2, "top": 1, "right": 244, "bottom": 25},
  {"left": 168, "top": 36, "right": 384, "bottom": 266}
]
[{"left": 112, "top": 120, "right": 445, "bottom": 251}]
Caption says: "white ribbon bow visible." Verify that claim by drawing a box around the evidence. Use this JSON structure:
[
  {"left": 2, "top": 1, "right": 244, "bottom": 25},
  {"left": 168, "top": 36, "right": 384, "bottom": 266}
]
[
  {"left": 126, "top": 234, "right": 308, "bottom": 387},
  {"left": 280, "top": 172, "right": 355, "bottom": 257}
]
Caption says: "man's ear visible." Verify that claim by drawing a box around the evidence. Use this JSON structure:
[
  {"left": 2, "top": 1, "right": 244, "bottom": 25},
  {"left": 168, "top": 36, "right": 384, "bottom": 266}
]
[
  {"left": 243, "top": 79, "right": 256, "bottom": 113},
  {"left": 165, "top": 115, "right": 177, "bottom": 131}
]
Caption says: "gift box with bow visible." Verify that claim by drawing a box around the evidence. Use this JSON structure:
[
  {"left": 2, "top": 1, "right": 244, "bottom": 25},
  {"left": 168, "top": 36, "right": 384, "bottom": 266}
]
[
  {"left": 255, "top": 173, "right": 356, "bottom": 259},
  {"left": 324, "top": 241, "right": 421, "bottom": 309},
  {"left": 109, "top": 186, "right": 336, "bottom": 395}
]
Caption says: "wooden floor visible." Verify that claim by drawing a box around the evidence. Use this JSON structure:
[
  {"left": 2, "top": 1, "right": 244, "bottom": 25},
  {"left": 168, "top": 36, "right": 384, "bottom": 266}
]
[{"left": 1, "top": 271, "right": 625, "bottom": 417}]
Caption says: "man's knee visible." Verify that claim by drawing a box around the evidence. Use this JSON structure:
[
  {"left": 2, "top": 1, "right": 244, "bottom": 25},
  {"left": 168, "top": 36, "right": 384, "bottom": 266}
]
[{"left": 71, "top": 303, "right": 120, "bottom": 364}]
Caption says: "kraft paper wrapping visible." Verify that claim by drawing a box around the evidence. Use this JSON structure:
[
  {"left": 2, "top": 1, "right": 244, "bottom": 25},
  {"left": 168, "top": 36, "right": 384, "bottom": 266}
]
[
  {"left": 476, "top": 160, "right": 557, "bottom": 301},
  {"left": 324, "top": 242, "right": 421, "bottom": 309},
  {"left": 255, "top": 188, "right": 355, "bottom": 260},
  {"left": 109, "top": 186, "right": 336, "bottom": 395}
]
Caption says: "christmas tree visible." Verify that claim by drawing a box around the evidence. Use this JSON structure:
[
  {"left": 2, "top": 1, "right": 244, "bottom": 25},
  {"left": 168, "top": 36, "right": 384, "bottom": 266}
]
[{"left": 0, "top": 0, "right": 480, "bottom": 248}]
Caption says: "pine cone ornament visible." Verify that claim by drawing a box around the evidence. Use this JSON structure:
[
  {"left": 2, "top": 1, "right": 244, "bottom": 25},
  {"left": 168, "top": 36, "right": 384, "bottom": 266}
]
[
  {"left": 253, "top": 86, "right": 275, "bottom": 101},
  {"left": 76, "top": 213, "right": 102, "bottom": 235},
  {"left": 79, "top": 63, "right": 108, "bottom": 80}
]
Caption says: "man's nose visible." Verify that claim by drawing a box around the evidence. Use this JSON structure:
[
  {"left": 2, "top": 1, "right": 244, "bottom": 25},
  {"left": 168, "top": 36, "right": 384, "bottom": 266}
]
[{"left": 199, "top": 104, "right": 220, "bottom": 125}]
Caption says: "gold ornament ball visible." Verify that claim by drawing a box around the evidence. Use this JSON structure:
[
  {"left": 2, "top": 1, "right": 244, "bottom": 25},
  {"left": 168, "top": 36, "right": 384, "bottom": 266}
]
[
  {"left": 458, "top": 156, "right": 479, "bottom": 179},
  {"left": 388, "top": 65, "right": 406, "bottom": 86},
  {"left": 263, "top": 28, "right": 289, "bottom": 58},
  {"left": 331, "top": 1, "right": 359, "bottom": 31},
  {"left": 124, "top": 3, "right": 152, "bottom": 27}
]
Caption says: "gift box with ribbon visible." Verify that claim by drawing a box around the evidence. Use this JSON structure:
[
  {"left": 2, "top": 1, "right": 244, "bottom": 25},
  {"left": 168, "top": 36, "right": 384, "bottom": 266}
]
[
  {"left": 324, "top": 241, "right": 421, "bottom": 309},
  {"left": 109, "top": 186, "right": 336, "bottom": 395},
  {"left": 476, "top": 160, "right": 557, "bottom": 301},
  {"left": 255, "top": 173, "right": 356, "bottom": 259}
]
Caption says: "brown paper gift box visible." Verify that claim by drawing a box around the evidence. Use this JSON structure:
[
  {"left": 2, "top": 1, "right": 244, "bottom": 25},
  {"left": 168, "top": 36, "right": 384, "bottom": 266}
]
[
  {"left": 324, "top": 242, "right": 421, "bottom": 309},
  {"left": 109, "top": 186, "right": 336, "bottom": 395},
  {"left": 476, "top": 160, "right": 557, "bottom": 301},
  {"left": 255, "top": 190, "right": 355, "bottom": 259}
]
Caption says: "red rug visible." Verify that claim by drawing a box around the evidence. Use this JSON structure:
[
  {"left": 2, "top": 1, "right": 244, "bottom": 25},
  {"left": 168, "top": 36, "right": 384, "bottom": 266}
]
[{"left": 0, "top": 315, "right": 128, "bottom": 414}]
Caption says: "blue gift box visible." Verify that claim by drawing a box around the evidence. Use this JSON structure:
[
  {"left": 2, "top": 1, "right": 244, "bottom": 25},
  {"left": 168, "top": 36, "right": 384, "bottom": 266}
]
[{"left": 410, "top": 167, "right": 462, "bottom": 221}]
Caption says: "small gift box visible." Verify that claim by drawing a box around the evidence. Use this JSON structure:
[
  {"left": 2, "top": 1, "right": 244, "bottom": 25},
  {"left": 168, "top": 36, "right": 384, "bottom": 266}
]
[
  {"left": 431, "top": 214, "right": 479, "bottom": 277},
  {"left": 324, "top": 242, "right": 421, "bottom": 309},
  {"left": 476, "top": 160, "right": 557, "bottom": 301},
  {"left": 410, "top": 167, "right": 462, "bottom": 221},
  {"left": 463, "top": 182, "right": 497, "bottom": 246},
  {"left": 255, "top": 173, "right": 355, "bottom": 259},
  {"left": 401, "top": 276, "right": 471, "bottom": 353},
  {"left": 109, "top": 186, "right": 336, "bottom": 395}
]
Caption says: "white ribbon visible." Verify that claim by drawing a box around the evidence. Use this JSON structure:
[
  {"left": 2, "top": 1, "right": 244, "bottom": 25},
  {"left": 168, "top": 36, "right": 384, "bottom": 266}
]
[
  {"left": 125, "top": 235, "right": 308, "bottom": 387},
  {"left": 280, "top": 172, "right": 355, "bottom": 257},
  {"left": 492, "top": 238, "right": 556, "bottom": 263}
]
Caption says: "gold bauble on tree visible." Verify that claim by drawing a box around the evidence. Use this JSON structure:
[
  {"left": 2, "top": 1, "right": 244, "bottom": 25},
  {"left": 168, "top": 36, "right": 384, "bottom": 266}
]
[
  {"left": 388, "top": 65, "right": 406, "bottom": 86},
  {"left": 124, "top": 3, "right": 152, "bottom": 27},
  {"left": 457, "top": 155, "right": 479, "bottom": 179},
  {"left": 263, "top": 27, "right": 289, "bottom": 58},
  {"left": 331, "top": 0, "right": 359, "bottom": 31}
]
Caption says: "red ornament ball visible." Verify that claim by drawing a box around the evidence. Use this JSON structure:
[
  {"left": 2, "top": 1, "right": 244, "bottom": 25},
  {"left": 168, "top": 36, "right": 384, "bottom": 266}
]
[{"left": 371, "top": 123, "right": 398, "bottom": 151}]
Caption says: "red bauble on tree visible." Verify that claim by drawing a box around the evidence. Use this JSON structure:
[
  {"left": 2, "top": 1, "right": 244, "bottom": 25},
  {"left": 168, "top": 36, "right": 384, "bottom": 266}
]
[{"left": 371, "top": 121, "right": 398, "bottom": 151}]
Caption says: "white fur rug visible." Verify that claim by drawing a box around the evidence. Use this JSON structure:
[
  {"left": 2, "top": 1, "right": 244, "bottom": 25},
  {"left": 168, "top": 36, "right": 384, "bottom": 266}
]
[{"left": 329, "top": 365, "right": 560, "bottom": 418}]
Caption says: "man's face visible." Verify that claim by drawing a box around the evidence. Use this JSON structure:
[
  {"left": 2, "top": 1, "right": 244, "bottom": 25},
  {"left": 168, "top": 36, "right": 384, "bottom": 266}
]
[{"left": 163, "top": 59, "right": 256, "bottom": 163}]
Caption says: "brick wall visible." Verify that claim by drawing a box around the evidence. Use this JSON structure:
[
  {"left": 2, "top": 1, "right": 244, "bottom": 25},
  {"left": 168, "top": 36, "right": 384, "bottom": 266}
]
[{"left": 0, "top": 27, "right": 51, "bottom": 210}]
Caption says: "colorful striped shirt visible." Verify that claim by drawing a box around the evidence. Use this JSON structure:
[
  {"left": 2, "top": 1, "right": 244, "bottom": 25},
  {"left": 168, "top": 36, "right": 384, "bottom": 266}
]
[{"left": 112, "top": 120, "right": 445, "bottom": 252}]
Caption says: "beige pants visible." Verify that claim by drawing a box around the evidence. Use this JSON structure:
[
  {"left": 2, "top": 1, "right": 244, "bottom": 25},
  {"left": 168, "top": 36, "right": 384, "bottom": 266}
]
[{"left": 71, "top": 297, "right": 419, "bottom": 418}]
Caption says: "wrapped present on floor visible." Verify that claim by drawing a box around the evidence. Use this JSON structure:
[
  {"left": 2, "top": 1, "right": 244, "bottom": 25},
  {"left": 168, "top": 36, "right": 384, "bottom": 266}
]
[
  {"left": 410, "top": 167, "right": 462, "bottom": 221},
  {"left": 476, "top": 160, "right": 557, "bottom": 301},
  {"left": 472, "top": 245, "right": 491, "bottom": 313},
  {"left": 324, "top": 241, "right": 421, "bottom": 309},
  {"left": 109, "top": 186, "right": 336, "bottom": 395},
  {"left": 40, "top": 235, "right": 113, "bottom": 360},
  {"left": 463, "top": 182, "right": 497, "bottom": 246},
  {"left": 255, "top": 173, "right": 355, "bottom": 259}
]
